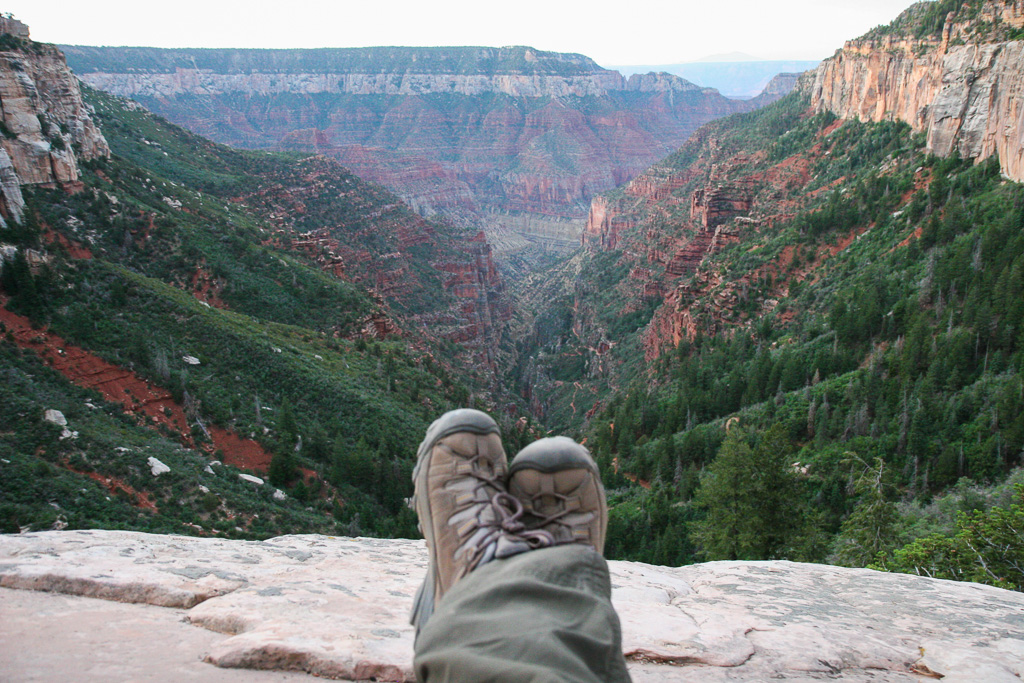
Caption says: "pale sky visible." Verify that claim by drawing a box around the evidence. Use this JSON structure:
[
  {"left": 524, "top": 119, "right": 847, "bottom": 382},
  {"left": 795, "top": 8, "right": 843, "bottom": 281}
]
[{"left": 6, "top": 0, "right": 920, "bottom": 66}]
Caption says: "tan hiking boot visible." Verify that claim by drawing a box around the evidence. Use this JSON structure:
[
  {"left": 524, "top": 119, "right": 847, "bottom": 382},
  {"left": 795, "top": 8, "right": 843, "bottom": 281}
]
[
  {"left": 410, "top": 409, "right": 554, "bottom": 632},
  {"left": 507, "top": 436, "right": 607, "bottom": 554}
]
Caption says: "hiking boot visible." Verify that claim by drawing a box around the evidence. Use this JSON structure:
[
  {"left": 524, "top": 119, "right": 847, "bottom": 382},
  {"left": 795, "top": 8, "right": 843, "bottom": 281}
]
[
  {"left": 410, "top": 409, "right": 554, "bottom": 632},
  {"left": 508, "top": 436, "right": 607, "bottom": 555}
]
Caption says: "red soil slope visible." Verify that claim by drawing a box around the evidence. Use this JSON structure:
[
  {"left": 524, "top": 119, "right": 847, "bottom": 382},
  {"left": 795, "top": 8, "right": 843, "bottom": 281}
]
[{"left": 0, "top": 304, "right": 271, "bottom": 472}]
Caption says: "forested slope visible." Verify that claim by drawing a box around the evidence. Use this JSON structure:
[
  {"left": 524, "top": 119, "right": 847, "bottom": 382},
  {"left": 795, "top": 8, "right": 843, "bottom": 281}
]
[
  {"left": 0, "top": 68, "right": 516, "bottom": 538},
  {"left": 516, "top": 84, "right": 1024, "bottom": 588}
]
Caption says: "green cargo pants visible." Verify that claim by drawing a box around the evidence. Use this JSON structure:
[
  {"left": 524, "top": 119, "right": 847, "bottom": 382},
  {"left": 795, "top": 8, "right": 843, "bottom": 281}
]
[{"left": 413, "top": 544, "right": 632, "bottom": 682}]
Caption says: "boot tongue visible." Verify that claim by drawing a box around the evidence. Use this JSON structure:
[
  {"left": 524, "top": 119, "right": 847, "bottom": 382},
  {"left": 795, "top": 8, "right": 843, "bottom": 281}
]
[{"left": 493, "top": 534, "right": 534, "bottom": 559}]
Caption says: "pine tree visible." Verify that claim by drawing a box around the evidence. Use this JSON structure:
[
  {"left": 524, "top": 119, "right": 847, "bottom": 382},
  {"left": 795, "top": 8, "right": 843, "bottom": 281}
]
[
  {"left": 268, "top": 450, "right": 298, "bottom": 487},
  {"left": 832, "top": 456, "right": 898, "bottom": 567},
  {"left": 689, "top": 424, "right": 806, "bottom": 561},
  {"left": 278, "top": 398, "right": 299, "bottom": 447}
]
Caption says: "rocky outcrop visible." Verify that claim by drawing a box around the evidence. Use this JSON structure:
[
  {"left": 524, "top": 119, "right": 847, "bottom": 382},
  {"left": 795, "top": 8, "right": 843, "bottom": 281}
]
[
  {"left": 3, "top": 530, "right": 1024, "bottom": 682},
  {"left": 578, "top": 102, "right": 835, "bottom": 362},
  {"left": 690, "top": 180, "right": 755, "bottom": 230},
  {"left": 582, "top": 195, "right": 637, "bottom": 250},
  {"left": 0, "top": 147, "right": 24, "bottom": 225},
  {"left": 245, "top": 155, "right": 510, "bottom": 359},
  {"left": 0, "top": 16, "right": 29, "bottom": 39},
  {"left": 810, "top": 0, "right": 1024, "bottom": 181},
  {"left": 0, "top": 20, "right": 109, "bottom": 223},
  {"left": 749, "top": 72, "right": 803, "bottom": 107},
  {"left": 581, "top": 162, "right": 700, "bottom": 252}
]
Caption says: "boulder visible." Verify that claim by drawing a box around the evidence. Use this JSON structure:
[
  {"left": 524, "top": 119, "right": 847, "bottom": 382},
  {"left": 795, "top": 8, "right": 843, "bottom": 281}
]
[{"left": 147, "top": 457, "right": 170, "bottom": 476}]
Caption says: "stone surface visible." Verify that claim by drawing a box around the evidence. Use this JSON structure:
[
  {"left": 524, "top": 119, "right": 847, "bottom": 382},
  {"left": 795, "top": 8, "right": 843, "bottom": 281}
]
[
  {"left": 42, "top": 408, "right": 67, "bottom": 426},
  {"left": 0, "top": 147, "right": 25, "bottom": 225},
  {"left": 811, "top": 0, "right": 1024, "bottom": 181},
  {"left": 0, "top": 587, "right": 314, "bottom": 682},
  {"left": 0, "top": 41, "right": 109, "bottom": 183},
  {"left": 2, "top": 530, "right": 1023, "bottom": 682}
]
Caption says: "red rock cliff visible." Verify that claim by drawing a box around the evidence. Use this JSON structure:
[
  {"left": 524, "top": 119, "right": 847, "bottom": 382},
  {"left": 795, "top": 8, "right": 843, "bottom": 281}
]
[
  {"left": 810, "top": 0, "right": 1024, "bottom": 181},
  {"left": 64, "top": 47, "right": 783, "bottom": 237},
  {"left": 0, "top": 22, "right": 109, "bottom": 224}
]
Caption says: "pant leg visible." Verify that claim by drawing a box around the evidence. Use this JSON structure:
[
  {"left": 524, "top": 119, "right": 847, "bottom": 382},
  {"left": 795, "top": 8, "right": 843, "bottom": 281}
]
[{"left": 413, "top": 544, "right": 632, "bottom": 683}]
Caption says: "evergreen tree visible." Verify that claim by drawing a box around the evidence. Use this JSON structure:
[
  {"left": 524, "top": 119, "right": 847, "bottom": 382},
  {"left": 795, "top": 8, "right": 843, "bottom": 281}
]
[
  {"left": 831, "top": 456, "right": 899, "bottom": 566},
  {"left": 689, "top": 424, "right": 806, "bottom": 560},
  {"left": 268, "top": 450, "right": 298, "bottom": 487},
  {"left": 1, "top": 249, "right": 39, "bottom": 310},
  {"left": 278, "top": 398, "right": 299, "bottom": 447}
]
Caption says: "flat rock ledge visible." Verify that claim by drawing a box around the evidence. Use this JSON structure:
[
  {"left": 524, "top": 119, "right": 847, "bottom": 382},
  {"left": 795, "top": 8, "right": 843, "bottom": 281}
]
[{"left": 1, "top": 531, "right": 1022, "bottom": 682}]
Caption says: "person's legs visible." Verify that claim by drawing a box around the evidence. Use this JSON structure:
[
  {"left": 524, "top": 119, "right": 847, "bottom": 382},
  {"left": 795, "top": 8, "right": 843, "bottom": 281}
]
[
  {"left": 410, "top": 411, "right": 631, "bottom": 682},
  {"left": 414, "top": 545, "right": 631, "bottom": 683}
]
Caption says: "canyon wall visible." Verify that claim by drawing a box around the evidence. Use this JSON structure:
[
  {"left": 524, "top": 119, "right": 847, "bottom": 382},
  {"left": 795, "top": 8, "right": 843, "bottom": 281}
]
[
  {"left": 0, "top": 30, "right": 109, "bottom": 210},
  {"left": 61, "top": 46, "right": 791, "bottom": 256},
  {"left": 63, "top": 45, "right": 714, "bottom": 99},
  {"left": 0, "top": 29, "right": 109, "bottom": 225},
  {"left": 573, "top": 0, "right": 1024, "bottom": 372},
  {"left": 0, "top": 26, "right": 507, "bottom": 368},
  {"left": 76, "top": 68, "right": 642, "bottom": 99},
  {"left": 230, "top": 155, "right": 511, "bottom": 366},
  {"left": 811, "top": 0, "right": 1024, "bottom": 181}
]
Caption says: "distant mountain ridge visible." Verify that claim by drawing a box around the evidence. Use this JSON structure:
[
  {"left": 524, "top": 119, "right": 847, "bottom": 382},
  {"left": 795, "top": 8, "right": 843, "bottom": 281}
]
[
  {"left": 61, "top": 45, "right": 710, "bottom": 98},
  {"left": 61, "top": 45, "right": 610, "bottom": 76},
  {"left": 61, "top": 45, "right": 793, "bottom": 269},
  {"left": 612, "top": 60, "right": 821, "bottom": 98}
]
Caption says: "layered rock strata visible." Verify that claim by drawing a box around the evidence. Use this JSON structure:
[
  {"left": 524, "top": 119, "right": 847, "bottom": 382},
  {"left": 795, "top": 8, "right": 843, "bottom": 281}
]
[
  {"left": 579, "top": 110, "right": 824, "bottom": 360},
  {"left": 61, "top": 46, "right": 792, "bottom": 250},
  {"left": 811, "top": 0, "right": 1024, "bottom": 181},
  {"left": 2, "top": 530, "right": 1024, "bottom": 682},
  {"left": 241, "top": 155, "right": 510, "bottom": 361},
  {"left": 0, "top": 22, "right": 109, "bottom": 225},
  {"left": 63, "top": 45, "right": 731, "bottom": 99}
]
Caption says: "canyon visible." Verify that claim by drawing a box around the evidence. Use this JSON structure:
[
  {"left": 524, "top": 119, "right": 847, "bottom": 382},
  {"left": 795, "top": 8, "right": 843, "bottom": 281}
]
[
  {"left": 0, "top": 27, "right": 515, "bottom": 370},
  {"left": 60, "top": 46, "right": 791, "bottom": 264},
  {"left": 1, "top": 5, "right": 1024, "bottom": 681}
]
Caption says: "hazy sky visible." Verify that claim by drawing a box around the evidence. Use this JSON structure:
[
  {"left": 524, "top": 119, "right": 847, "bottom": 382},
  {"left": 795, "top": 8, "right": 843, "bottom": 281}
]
[{"left": 6, "top": 0, "right": 919, "bottom": 66}]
